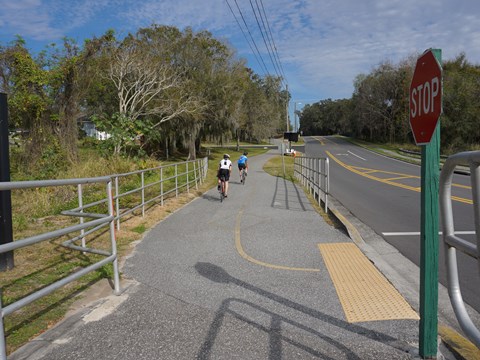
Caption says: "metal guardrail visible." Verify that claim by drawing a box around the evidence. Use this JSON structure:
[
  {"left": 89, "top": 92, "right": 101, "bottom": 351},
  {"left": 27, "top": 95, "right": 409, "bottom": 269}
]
[
  {"left": 439, "top": 150, "right": 480, "bottom": 348},
  {"left": 0, "top": 176, "right": 119, "bottom": 360},
  {"left": 110, "top": 157, "right": 208, "bottom": 230},
  {"left": 293, "top": 156, "right": 329, "bottom": 213},
  {"left": 0, "top": 157, "right": 208, "bottom": 359}
]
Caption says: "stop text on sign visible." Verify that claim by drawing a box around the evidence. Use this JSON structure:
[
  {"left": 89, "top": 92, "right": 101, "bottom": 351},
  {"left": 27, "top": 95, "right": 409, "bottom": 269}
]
[
  {"left": 410, "top": 77, "right": 440, "bottom": 118},
  {"left": 409, "top": 49, "right": 442, "bottom": 145}
]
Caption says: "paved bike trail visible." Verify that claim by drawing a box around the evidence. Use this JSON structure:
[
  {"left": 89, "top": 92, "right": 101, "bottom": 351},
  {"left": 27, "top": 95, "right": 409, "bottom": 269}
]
[{"left": 10, "top": 151, "right": 460, "bottom": 359}]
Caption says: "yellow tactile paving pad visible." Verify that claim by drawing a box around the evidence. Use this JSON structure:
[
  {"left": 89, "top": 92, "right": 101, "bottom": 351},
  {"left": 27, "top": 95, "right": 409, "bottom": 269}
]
[{"left": 318, "top": 243, "right": 419, "bottom": 323}]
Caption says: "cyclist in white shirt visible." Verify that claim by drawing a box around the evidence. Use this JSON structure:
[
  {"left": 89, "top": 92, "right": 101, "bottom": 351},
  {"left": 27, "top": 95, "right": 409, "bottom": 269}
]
[{"left": 217, "top": 154, "right": 232, "bottom": 197}]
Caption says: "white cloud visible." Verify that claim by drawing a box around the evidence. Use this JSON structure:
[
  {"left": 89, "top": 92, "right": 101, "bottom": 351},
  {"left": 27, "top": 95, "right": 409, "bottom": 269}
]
[
  {"left": 0, "top": 0, "right": 62, "bottom": 40},
  {"left": 118, "top": 0, "right": 230, "bottom": 32}
]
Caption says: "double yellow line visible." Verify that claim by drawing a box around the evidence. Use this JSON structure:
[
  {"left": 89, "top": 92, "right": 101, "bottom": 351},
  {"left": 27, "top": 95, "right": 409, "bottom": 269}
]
[{"left": 326, "top": 151, "right": 472, "bottom": 205}]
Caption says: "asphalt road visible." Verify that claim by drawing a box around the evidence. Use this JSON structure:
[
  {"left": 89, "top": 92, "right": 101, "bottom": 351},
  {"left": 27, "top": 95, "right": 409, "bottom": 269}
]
[{"left": 302, "top": 136, "right": 480, "bottom": 313}]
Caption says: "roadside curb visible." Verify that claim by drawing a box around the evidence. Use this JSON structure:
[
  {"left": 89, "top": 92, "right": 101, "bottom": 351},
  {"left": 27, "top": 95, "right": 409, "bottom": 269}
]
[{"left": 439, "top": 326, "right": 480, "bottom": 360}]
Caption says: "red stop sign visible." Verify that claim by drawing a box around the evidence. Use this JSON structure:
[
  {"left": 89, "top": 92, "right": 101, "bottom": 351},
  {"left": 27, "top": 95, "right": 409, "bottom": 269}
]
[{"left": 409, "top": 50, "right": 442, "bottom": 145}]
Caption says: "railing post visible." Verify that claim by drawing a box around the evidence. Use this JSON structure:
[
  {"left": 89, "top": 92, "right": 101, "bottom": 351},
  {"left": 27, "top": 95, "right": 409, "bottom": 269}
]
[
  {"left": 302, "top": 157, "right": 306, "bottom": 186},
  {"left": 186, "top": 162, "right": 190, "bottom": 193},
  {"left": 175, "top": 164, "right": 178, "bottom": 197},
  {"left": 317, "top": 158, "right": 321, "bottom": 205},
  {"left": 204, "top": 157, "right": 208, "bottom": 180},
  {"left": 325, "top": 157, "right": 329, "bottom": 213},
  {"left": 304, "top": 157, "right": 307, "bottom": 187},
  {"left": 107, "top": 180, "right": 121, "bottom": 295},
  {"left": 115, "top": 176, "right": 120, "bottom": 230},
  {"left": 160, "top": 167, "right": 164, "bottom": 206},
  {"left": 78, "top": 184, "right": 86, "bottom": 251},
  {"left": 308, "top": 158, "right": 315, "bottom": 196},
  {"left": 194, "top": 160, "right": 198, "bottom": 189},
  {"left": 141, "top": 172, "right": 145, "bottom": 217}
]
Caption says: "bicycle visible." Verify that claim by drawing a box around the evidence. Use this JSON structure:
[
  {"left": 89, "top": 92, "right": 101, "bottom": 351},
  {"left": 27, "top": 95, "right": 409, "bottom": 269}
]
[
  {"left": 219, "top": 176, "right": 226, "bottom": 202},
  {"left": 240, "top": 168, "right": 247, "bottom": 185}
]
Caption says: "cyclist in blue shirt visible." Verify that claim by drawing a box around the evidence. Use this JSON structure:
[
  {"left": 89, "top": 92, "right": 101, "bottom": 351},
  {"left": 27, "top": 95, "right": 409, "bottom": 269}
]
[{"left": 238, "top": 151, "right": 248, "bottom": 182}]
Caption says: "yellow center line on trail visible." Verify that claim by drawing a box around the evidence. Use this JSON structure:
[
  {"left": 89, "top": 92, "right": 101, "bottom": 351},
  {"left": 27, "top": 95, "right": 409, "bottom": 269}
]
[{"left": 326, "top": 151, "right": 473, "bottom": 205}]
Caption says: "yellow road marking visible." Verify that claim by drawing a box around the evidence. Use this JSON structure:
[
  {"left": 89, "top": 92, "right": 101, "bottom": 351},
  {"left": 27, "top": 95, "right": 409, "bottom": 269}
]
[
  {"left": 383, "top": 175, "right": 417, "bottom": 181},
  {"left": 327, "top": 151, "right": 473, "bottom": 205},
  {"left": 318, "top": 243, "right": 419, "bottom": 322},
  {"left": 235, "top": 209, "right": 320, "bottom": 272},
  {"left": 312, "top": 136, "right": 325, "bottom": 145}
]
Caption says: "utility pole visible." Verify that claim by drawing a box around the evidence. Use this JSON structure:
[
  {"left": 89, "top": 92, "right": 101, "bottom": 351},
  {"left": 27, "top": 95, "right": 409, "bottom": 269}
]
[
  {"left": 285, "top": 84, "right": 290, "bottom": 132},
  {"left": 294, "top": 101, "right": 297, "bottom": 132},
  {"left": 0, "top": 93, "right": 14, "bottom": 271}
]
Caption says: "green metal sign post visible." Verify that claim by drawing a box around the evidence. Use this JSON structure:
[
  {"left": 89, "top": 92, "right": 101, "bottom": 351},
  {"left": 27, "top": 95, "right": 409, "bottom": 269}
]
[
  {"left": 420, "top": 120, "right": 440, "bottom": 358},
  {"left": 409, "top": 49, "right": 442, "bottom": 358}
]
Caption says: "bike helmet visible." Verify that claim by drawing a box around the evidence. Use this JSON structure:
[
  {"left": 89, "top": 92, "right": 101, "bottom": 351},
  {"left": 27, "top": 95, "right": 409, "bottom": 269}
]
[
  {"left": 243, "top": 151, "right": 248, "bottom": 156},
  {"left": 223, "top": 154, "right": 230, "bottom": 159}
]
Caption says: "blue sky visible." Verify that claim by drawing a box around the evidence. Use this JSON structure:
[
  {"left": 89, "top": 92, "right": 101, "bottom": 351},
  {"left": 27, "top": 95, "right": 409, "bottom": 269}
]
[{"left": 1, "top": 0, "right": 480, "bottom": 120}]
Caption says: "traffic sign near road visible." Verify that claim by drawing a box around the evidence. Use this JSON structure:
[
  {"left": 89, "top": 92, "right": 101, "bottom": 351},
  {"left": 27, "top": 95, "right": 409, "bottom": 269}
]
[{"left": 409, "top": 49, "right": 442, "bottom": 145}]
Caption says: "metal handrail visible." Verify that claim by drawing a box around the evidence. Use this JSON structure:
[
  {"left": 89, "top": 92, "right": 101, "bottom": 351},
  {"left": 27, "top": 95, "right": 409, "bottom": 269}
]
[
  {"left": 439, "top": 150, "right": 480, "bottom": 347},
  {"left": 293, "top": 156, "right": 329, "bottom": 213},
  {"left": 110, "top": 157, "right": 207, "bottom": 229},
  {"left": 0, "top": 177, "right": 119, "bottom": 360}
]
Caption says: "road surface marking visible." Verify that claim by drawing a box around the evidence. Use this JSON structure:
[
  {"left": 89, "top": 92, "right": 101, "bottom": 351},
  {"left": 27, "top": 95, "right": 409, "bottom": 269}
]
[
  {"left": 235, "top": 209, "right": 320, "bottom": 272},
  {"left": 347, "top": 151, "right": 366, "bottom": 161},
  {"left": 312, "top": 136, "right": 325, "bottom": 145},
  {"left": 327, "top": 151, "right": 473, "bottom": 205},
  {"left": 318, "top": 242, "right": 419, "bottom": 323},
  {"left": 383, "top": 175, "right": 417, "bottom": 181}
]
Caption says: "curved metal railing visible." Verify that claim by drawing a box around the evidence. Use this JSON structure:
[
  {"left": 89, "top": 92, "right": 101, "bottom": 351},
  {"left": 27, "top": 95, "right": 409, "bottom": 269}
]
[{"left": 439, "top": 150, "right": 480, "bottom": 347}]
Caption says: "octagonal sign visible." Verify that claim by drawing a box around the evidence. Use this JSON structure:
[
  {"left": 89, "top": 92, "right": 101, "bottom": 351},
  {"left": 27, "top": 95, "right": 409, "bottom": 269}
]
[{"left": 409, "top": 50, "right": 442, "bottom": 145}]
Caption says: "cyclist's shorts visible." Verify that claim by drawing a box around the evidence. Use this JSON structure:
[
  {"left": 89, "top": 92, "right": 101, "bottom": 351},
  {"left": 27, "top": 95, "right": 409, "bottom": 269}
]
[
  {"left": 238, "top": 163, "right": 247, "bottom": 170},
  {"left": 218, "top": 168, "right": 230, "bottom": 181}
]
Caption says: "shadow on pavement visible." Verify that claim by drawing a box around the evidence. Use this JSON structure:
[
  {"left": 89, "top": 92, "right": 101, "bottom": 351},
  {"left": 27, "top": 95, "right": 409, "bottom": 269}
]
[
  {"left": 194, "top": 262, "right": 414, "bottom": 359},
  {"left": 271, "top": 176, "right": 308, "bottom": 211}
]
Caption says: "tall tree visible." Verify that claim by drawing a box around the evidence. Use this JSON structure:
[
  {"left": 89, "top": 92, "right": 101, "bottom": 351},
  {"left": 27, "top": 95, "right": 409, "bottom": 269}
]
[{"left": 106, "top": 28, "right": 203, "bottom": 155}]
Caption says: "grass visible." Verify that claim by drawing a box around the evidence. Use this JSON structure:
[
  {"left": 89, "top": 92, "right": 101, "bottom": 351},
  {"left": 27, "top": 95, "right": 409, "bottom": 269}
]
[
  {"left": 263, "top": 153, "right": 296, "bottom": 181},
  {"left": 1, "top": 143, "right": 269, "bottom": 355}
]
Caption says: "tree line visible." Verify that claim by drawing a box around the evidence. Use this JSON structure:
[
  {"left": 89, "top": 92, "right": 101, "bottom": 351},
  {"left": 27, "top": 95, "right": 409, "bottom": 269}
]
[
  {"left": 0, "top": 25, "right": 289, "bottom": 173},
  {"left": 300, "top": 53, "right": 480, "bottom": 153}
]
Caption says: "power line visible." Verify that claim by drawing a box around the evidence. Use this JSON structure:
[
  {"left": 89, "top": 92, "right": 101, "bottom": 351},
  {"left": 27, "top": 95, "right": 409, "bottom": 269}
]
[
  {"left": 226, "top": 0, "right": 271, "bottom": 77},
  {"left": 254, "top": 0, "right": 285, "bottom": 82},
  {"left": 249, "top": 0, "right": 282, "bottom": 80},
  {"left": 257, "top": 0, "right": 287, "bottom": 82},
  {"left": 225, "top": 0, "right": 288, "bottom": 88},
  {"left": 224, "top": 0, "right": 266, "bottom": 75}
]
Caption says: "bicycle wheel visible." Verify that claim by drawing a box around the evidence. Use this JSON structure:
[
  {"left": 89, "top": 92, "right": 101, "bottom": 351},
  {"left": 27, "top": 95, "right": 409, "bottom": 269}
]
[
  {"left": 242, "top": 170, "right": 246, "bottom": 185},
  {"left": 220, "top": 178, "right": 226, "bottom": 202}
]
